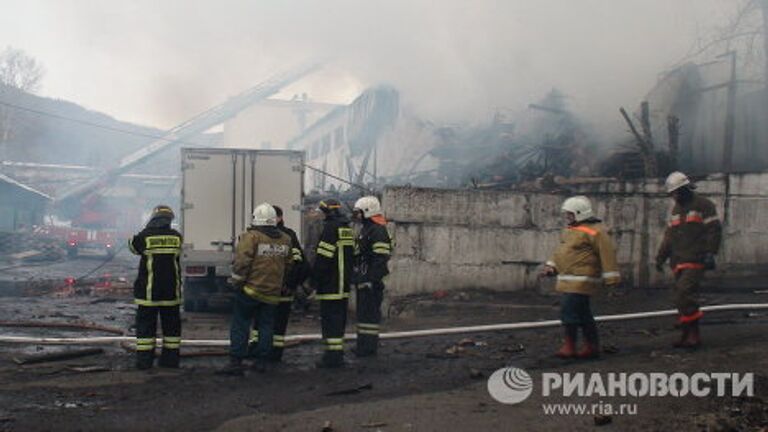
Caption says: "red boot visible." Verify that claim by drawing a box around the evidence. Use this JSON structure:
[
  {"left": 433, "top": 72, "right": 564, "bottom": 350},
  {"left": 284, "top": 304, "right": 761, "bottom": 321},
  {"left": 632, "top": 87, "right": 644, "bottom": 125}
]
[
  {"left": 685, "top": 319, "right": 701, "bottom": 349},
  {"left": 577, "top": 322, "right": 600, "bottom": 359},
  {"left": 672, "top": 322, "right": 691, "bottom": 348},
  {"left": 555, "top": 325, "right": 577, "bottom": 359},
  {"left": 674, "top": 311, "right": 703, "bottom": 349}
]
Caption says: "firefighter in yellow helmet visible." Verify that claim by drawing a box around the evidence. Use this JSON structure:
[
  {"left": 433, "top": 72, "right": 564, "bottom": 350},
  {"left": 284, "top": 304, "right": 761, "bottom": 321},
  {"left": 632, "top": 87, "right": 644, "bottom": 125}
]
[
  {"left": 656, "top": 172, "right": 722, "bottom": 349},
  {"left": 541, "top": 196, "right": 620, "bottom": 359},
  {"left": 129, "top": 205, "right": 183, "bottom": 369}
]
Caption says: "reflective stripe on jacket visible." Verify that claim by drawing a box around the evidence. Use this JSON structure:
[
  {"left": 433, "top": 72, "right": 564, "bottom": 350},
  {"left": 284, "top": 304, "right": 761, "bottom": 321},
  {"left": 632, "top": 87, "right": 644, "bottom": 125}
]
[
  {"left": 548, "top": 221, "right": 621, "bottom": 295},
  {"left": 656, "top": 193, "right": 722, "bottom": 268},
  {"left": 312, "top": 215, "right": 355, "bottom": 300},
  {"left": 354, "top": 218, "right": 392, "bottom": 284},
  {"left": 130, "top": 227, "right": 183, "bottom": 306},
  {"left": 232, "top": 226, "right": 293, "bottom": 305}
]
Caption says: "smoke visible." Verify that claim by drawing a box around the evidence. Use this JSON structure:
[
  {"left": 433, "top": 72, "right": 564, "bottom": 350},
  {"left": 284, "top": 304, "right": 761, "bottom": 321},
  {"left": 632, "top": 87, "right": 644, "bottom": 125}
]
[{"left": 0, "top": 0, "right": 735, "bottom": 137}]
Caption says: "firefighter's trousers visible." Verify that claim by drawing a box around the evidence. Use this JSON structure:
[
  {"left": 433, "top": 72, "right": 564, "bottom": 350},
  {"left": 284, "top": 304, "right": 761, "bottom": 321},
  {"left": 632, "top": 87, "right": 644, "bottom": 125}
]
[
  {"left": 135, "top": 305, "right": 181, "bottom": 368},
  {"left": 356, "top": 282, "right": 384, "bottom": 355}
]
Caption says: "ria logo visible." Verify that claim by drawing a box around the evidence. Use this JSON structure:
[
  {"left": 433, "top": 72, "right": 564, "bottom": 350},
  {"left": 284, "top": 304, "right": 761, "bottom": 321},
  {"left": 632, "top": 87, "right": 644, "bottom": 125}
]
[{"left": 487, "top": 367, "right": 534, "bottom": 405}]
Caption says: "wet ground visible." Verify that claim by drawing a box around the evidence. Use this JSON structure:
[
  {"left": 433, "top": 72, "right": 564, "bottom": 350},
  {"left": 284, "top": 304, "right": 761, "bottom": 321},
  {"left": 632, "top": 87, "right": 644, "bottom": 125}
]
[{"left": 1, "top": 253, "right": 767, "bottom": 431}]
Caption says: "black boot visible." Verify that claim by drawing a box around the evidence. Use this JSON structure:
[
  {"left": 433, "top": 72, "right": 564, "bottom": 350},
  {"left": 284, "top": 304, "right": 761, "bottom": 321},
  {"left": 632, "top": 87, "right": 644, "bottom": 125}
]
[
  {"left": 217, "top": 357, "right": 245, "bottom": 376},
  {"left": 354, "top": 334, "right": 378, "bottom": 357},
  {"left": 267, "top": 347, "right": 284, "bottom": 363},
  {"left": 159, "top": 349, "right": 180, "bottom": 368},
  {"left": 315, "top": 351, "right": 344, "bottom": 369},
  {"left": 136, "top": 351, "right": 154, "bottom": 370}
]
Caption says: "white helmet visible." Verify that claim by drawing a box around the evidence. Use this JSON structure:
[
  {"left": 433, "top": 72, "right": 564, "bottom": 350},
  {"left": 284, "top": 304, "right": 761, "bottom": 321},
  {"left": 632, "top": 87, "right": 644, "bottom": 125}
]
[
  {"left": 561, "top": 196, "right": 593, "bottom": 222},
  {"left": 252, "top": 202, "right": 277, "bottom": 226},
  {"left": 353, "top": 196, "right": 382, "bottom": 218},
  {"left": 665, "top": 171, "right": 691, "bottom": 193}
]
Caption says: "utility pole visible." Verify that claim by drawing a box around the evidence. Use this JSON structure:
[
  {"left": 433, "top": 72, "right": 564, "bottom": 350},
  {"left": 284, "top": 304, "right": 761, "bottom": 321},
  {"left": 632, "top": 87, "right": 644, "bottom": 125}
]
[{"left": 719, "top": 50, "right": 737, "bottom": 173}]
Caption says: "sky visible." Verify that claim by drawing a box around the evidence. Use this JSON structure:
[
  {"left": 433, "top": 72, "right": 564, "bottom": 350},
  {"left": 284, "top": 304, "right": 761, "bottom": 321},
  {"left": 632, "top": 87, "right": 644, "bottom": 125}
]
[{"left": 0, "top": 0, "right": 738, "bottom": 136}]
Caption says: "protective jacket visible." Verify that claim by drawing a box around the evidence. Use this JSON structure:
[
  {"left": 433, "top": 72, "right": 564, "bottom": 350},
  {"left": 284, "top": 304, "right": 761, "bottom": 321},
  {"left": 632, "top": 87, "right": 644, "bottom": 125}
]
[
  {"left": 278, "top": 224, "right": 309, "bottom": 300},
  {"left": 354, "top": 216, "right": 392, "bottom": 284},
  {"left": 231, "top": 226, "right": 293, "bottom": 304},
  {"left": 312, "top": 214, "right": 355, "bottom": 300},
  {"left": 656, "top": 193, "right": 722, "bottom": 272},
  {"left": 547, "top": 220, "right": 621, "bottom": 295},
  {"left": 129, "top": 226, "right": 183, "bottom": 306}
]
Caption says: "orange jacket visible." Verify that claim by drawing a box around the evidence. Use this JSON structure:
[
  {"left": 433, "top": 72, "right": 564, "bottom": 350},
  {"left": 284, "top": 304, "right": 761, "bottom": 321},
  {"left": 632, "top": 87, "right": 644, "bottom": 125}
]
[{"left": 547, "top": 221, "right": 621, "bottom": 296}]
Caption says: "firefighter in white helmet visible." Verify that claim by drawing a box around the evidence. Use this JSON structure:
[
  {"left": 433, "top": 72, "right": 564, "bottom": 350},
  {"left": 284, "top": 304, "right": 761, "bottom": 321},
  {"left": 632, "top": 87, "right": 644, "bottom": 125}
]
[
  {"left": 351, "top": 196, "right": 393, "bottom": 357},
  {"left": 219, "top": 203, "right": 293, "bottom": 376},
  {"left": 656, "top": 172, "right": 722, "bottom": 349},
  {"left": 540, "top": 196, "right": 621, "bottom": 359}
]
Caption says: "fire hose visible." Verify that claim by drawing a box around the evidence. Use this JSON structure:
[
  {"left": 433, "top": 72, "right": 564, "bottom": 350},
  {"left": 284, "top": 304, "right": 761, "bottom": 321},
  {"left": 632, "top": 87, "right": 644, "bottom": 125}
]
[{"left": 1, "top": 303, "right": 767, "bottom": 347}]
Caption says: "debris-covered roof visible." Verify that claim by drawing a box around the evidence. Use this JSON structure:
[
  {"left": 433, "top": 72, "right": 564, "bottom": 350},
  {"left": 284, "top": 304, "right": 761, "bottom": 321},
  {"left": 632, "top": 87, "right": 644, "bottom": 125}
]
[{"left": 0, "top": 172, "right": 53, "bottom": 200}]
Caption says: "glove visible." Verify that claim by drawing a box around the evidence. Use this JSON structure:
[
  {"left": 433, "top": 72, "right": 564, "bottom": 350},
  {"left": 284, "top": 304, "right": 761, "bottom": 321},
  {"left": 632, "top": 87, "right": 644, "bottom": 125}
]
[
  {"left": 226, "top": 275, "right": 245, "bottom": 289},
  {"left": 539, "top": 265, "right": 557, "bottom": 278},
  {"left": 703, "top": 253, "right": 716, "bottom": 270}
]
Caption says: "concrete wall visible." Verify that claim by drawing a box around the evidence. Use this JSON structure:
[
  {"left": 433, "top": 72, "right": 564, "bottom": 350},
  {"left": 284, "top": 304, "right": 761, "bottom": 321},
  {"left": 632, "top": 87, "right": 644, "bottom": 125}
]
[{"left": 382, "top": 173, "right": 768, "bottom": 296}]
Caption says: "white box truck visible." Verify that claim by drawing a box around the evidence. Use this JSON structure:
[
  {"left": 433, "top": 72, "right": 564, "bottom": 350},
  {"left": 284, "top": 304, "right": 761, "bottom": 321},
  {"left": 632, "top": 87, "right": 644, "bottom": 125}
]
[{"left": 179, "top": 148, "right": 304, "bottom": 311}]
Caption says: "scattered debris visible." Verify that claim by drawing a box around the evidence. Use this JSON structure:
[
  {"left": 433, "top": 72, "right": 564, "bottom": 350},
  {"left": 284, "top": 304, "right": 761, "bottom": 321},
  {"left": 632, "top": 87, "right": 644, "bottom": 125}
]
[
  {"left": 593, "top": 414, "right": 613, "bottom": 426},
  {"left": 602, "top": 344, "right": 619, "bottom": 354},
  {"left": 361, "top": 422, "right": 387, "bottom": 428},
  {"left": 325, "top": 383, "right": 373, "bottom": 397},
  {"left": 432, "top": 290, "right": 448, "bottom": 300},
  {"left": 501, "top": 344, "right": 526, "bottom": 354},
  {"left": 66, "top": 365, "right": 110, "bottom": 373},
  {"left": 754, "top": 290, "right": 768, "bottom": 294},
  {"left": 469, "top": 368, "right": 484, "bottom": 379},
  {"left": 457, "top": 338, "right": 476, "bottom": 347},
  {"left": 0, "top": 320, "right": 124, "bottom": 335},
  {"left": 13, "top": 348, "right": 104, "bottom": 365},
  {"left": 321, "top": 420, "right": 334, "bottom": 432},
  {"left": 445, "top": 345, "right": 465, "bottom": 356}
]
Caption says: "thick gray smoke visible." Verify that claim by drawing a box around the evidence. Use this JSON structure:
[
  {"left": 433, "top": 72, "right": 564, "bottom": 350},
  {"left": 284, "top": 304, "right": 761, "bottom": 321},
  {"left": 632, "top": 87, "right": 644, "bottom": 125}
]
[{"left": 1, "top": 0, "right": 735, "bottom": 137}]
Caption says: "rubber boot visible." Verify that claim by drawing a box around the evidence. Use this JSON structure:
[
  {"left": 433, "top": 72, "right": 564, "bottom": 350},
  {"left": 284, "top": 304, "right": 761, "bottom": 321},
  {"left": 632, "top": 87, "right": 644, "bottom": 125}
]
[
  {"left": 577, "top": 323, "right": 600, "bottom": 359},
  {"left": 673, "top": 321, "right": 691, "bottom": 348},
  {"left": 555, "top": 325, "right": 578, "bottom": 359},
  {"left": 216, "top": 357, "right": 245, "bottom": 376},
  {"left": 266, "top": 347, "right": 284, "bottom": 363},
  {"left": 136, "top": 351, "right": 154, "bottom": 370},
  {"left": 315, "top": 351, "right": 345, "bottom": 369},
  {"left": 353, "top": 334, "right": 377, "bottom": 358},
  {"left": 684, "top": 320, "right": 701, "bottom": 349},
  {"left": 159, "top": 349, "right": 180, "bottom": 368}
]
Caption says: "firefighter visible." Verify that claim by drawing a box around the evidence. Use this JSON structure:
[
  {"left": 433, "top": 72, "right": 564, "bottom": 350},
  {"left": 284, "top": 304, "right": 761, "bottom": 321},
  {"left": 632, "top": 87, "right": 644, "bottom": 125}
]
[
  {"left": 312, "top": 199, "right": 355, "bottom": 368},
  {"left": 219, "top": 203, "right": 293, "bottom": 376},
  {"left": 247, "top": 205, "right": 309, "bottom": 363},
  {"left": 540, "top": 196, "right": 621, "bottom": 359},
  {"left": 129, "top": 205, "right": 183, "bottom": 370},
  {"left": 656, "top": 172, "right": 722, "bottom": 349},
  {"left": 351, "top": 196, "right": 392, "bottom": 357}
]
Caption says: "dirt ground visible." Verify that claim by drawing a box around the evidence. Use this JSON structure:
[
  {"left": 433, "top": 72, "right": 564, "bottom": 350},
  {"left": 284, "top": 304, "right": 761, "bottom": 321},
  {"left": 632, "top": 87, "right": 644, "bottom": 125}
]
[{"left": 1, "top": 253, "right": 767, "bottom": 431}]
